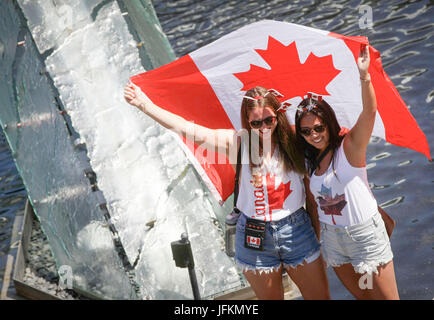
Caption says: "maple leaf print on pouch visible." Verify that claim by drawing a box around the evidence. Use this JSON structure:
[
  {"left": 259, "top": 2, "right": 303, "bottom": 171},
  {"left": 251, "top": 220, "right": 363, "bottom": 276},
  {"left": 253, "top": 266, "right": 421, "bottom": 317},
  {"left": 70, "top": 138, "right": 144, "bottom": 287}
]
[
  {"left": 266, "top": 174, "right": 292, "bottom": 221},
  {"left": 233, "top": 36, "right": 341, "bottom": 100},
  {"left": 317, "top": 184, "right": 347, "bottom": 225}
]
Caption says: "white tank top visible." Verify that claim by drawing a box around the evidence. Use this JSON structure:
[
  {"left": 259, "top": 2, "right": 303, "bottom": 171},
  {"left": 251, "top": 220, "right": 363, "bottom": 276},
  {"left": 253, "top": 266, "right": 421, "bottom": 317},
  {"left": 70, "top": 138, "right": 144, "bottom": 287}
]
[
  {"left": 237, "top": 139, "right": 305, "bottom": 222},
  {"left": 309, "top": 141, "right": 378, "bottom": 227}
]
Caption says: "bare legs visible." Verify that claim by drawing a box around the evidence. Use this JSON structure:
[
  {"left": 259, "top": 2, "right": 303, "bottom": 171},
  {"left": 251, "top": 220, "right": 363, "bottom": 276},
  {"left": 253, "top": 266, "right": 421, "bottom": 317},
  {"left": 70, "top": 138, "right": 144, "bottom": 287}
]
[
  {"left": 243, "top": 267, "right": 284, "bottom": 300},
  {"left": 333, "top": 260, "right": 399, "bottom": 300},
  {"left": 244, "top": 257, "right": 399, "bottom": 300},
  {"left": 243, "top": 255, "right": 330, "bottom": 300},
  {"left": 285, "top": 255, "right": 330, "bottom": 300}
]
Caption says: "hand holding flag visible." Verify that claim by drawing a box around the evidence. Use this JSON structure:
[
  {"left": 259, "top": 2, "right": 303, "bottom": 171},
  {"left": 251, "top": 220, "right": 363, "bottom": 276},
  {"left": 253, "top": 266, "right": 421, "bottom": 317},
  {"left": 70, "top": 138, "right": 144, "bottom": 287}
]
[
  {"left": 357, "top": 45, "right": 370, "bottom": 79},
  {"left": 124, "top": 82, "right": 152, "bottom": 113}
]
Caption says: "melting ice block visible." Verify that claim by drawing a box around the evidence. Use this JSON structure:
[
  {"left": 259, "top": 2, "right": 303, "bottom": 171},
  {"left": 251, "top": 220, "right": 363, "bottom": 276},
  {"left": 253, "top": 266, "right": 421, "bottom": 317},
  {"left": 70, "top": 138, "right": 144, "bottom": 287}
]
[{"left": 15, "top": 0, "right": 242, "bottom": 299}]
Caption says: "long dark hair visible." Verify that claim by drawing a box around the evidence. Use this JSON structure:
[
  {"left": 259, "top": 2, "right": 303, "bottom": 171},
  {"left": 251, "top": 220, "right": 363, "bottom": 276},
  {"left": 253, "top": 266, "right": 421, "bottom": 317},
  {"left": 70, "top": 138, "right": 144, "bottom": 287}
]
[
  {"left": 240, "top": 86, "right": 305, "bottom": 175},
  {"left": 295, "top": 97, "right": 344, "bottom": 176}
]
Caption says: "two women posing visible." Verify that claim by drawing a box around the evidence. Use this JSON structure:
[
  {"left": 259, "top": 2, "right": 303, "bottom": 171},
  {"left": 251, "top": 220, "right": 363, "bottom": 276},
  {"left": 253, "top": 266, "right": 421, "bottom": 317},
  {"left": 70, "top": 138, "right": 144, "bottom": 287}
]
[{"left": 124, "top": 45, "right": 399, "bottom": 300}]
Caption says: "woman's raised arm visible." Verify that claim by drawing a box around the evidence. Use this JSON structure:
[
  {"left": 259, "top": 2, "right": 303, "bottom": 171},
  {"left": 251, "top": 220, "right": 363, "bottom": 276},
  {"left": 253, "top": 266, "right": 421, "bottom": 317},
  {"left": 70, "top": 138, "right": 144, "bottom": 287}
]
[
  {"left": 124, "top": 82, "right": 236, "bottom": 157},
  {"left": 345, "top": 45, "right": 377, "bottom": 167}
]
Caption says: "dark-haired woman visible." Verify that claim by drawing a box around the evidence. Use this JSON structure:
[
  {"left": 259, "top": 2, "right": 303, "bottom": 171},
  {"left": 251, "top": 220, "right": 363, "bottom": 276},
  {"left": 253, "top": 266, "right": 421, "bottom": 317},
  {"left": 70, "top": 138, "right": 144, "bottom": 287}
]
[
  {"left": 124, "top": 83, "right": 330, "bottom": 299},
  {"left": 295, "top": 45, "right": 399, "bottom": 299}
]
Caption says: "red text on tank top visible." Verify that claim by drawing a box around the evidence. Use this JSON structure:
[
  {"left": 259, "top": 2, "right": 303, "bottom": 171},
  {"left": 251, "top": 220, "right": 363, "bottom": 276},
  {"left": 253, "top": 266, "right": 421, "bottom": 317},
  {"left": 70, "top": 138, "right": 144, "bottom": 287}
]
[{"left": 251, "top": 173, "right": 292, "bottom": 221}]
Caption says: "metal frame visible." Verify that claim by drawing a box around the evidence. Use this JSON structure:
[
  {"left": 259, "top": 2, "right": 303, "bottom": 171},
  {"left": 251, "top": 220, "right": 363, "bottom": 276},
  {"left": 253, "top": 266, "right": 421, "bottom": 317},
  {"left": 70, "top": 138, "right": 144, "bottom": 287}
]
[{"left": 12, "top": 200, "right": 60, "bottom": 300}]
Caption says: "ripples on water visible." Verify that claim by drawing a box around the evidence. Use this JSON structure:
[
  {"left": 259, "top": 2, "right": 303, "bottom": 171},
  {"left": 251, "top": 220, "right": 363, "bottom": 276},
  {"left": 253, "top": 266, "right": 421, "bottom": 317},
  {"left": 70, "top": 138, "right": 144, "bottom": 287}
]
[
  {"left": 0, "top": 130, "right": 27, "bottom": 269},
  {"left": 1, "top": 0, "right": 433, "bottom": 299}
]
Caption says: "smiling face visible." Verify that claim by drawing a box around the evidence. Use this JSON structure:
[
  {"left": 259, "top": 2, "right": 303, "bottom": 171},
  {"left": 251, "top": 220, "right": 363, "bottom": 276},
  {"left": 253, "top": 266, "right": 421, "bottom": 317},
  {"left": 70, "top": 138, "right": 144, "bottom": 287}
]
[
  {"left": 247, "top": 106, "right": 278, "bottom": 141},
  {"left": 299, "top": 112, "right": 329, "bottom": 152}
]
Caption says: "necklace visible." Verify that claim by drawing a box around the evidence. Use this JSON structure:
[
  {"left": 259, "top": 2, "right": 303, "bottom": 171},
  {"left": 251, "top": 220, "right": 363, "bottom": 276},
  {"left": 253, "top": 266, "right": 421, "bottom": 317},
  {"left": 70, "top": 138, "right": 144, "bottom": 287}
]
[{"left": 312, "top": 144, "right": 332, "bottom": 175}]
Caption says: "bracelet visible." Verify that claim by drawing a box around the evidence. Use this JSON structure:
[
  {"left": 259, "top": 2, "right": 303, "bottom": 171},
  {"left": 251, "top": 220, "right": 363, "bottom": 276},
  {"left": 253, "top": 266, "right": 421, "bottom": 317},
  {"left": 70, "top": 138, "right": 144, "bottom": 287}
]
[{"left": 360, "top": 73, "right": 371, "bottom": 82}]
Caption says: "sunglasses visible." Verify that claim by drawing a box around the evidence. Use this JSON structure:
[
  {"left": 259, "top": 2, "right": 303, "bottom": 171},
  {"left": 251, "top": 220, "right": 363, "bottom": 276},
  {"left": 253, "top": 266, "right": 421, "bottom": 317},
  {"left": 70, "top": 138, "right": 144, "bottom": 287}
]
[
  {"left": 249, "top": 116, "right": 277, "bottom": 129},
  {"left": 299, "top": 125, "right": 326, "bottom": 136}
]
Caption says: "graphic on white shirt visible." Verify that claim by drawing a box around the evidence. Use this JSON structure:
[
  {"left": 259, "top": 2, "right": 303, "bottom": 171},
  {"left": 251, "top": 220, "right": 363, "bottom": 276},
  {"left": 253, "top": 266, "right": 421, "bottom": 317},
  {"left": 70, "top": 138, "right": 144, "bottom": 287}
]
[
  {"left": 251, "top": 171, "right": 292, "bottom": 221},
  {"left": 317, "top": 184, "right": 347, "bottom": 225},
  {"left": 237, "top": 143, "right": 304, "bottom": 222}
]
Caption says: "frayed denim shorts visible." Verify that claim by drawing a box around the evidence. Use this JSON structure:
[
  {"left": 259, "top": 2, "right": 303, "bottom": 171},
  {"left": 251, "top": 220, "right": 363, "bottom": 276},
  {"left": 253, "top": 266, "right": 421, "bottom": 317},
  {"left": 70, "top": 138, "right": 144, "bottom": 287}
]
[
  {"left": 235, "top": 208, "right": 321, "bottom": 274},
  {"left": 320, "top": 211, "right": 394, "bottom": 275}
]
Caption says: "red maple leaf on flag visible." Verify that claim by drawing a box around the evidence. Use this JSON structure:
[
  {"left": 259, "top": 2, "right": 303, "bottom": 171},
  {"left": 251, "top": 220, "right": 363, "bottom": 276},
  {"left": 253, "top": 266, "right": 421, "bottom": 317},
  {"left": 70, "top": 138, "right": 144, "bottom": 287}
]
[
  {"left": 233, "top": 36, "right": 341, "bottom": 100},
  {"left": 266, "top": 174, "right": 292, "bottom": 220}
]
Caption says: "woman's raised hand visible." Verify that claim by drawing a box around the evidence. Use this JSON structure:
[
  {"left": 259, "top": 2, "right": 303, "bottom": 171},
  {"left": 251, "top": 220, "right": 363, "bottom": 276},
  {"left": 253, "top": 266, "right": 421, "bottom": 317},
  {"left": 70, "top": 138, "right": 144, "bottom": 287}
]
[
  {"left": 357, "top": 45, "right": 370, "bottom": 79},
  {"left": 123, "top": 82, "right": 151, "bottom": 112}
]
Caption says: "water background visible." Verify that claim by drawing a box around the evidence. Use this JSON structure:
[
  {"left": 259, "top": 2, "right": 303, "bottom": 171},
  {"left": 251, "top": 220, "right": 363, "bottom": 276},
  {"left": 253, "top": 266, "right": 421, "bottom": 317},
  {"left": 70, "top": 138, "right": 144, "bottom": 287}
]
[{"left": 1, "top": 0, "right": 433, "bottom": 299}]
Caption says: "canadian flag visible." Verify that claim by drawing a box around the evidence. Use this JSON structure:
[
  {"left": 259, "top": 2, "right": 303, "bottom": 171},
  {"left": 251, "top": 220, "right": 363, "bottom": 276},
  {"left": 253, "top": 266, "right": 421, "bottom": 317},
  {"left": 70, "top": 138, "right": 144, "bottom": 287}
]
[
  {"left": 247, "top": 236, "right": 261, "bottom": 247},
  {"left": 130, "top": 20, "right": 431, "bottom": 203}
]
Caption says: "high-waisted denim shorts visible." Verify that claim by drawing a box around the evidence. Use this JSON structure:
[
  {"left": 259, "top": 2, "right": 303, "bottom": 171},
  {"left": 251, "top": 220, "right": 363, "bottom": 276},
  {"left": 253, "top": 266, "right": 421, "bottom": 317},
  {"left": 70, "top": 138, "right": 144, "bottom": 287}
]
[
  {"left": 235, "top": 208, "right": 321, "bottom": 274},
  {"left": 320, "top": 211, "right": 394, "bottom": 275}
]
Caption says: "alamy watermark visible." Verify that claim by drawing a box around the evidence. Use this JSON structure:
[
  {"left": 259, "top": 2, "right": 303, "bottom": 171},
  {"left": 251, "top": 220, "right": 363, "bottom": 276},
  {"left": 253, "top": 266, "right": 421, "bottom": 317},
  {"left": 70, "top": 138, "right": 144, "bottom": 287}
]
[
  {"left": 359, "top": 5, "right": 374, "bottom": 29},
  {"left": 58, "top": 265, "right": 73, "bottom": 290},
  {"left": 181, "top": 124, "right": 271, "bottom": 166},
  {"left": 57, "top": 4, "right": 74, "bottom": 30},
  {"left": 359, "top": 272, "right": 373, "bottom": 290}
]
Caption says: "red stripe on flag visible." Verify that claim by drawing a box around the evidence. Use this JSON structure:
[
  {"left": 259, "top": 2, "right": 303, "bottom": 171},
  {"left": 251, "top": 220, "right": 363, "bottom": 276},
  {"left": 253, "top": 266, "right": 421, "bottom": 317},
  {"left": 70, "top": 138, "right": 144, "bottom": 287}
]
[
  {"left": 180, "top": 136, "right": 236, "bottom": 201},
  {"left": 130, "top": 55, "right": 234, "bottom": 129},
  {"left": 130, "top": 55, "right": 236, "bottom": 201},
  {"left": 328, "top": 32, "right": 431, "bottom": 160}
]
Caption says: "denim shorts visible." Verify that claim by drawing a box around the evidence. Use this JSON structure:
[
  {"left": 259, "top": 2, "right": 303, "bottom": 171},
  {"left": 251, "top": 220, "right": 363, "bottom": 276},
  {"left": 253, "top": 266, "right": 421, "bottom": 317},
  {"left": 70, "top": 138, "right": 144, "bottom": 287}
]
[
  {"left": 320, "top": 211, "right": 394, "bottom": 275},
  {"left": 235, "top": 208, "right": 321, "bottom": 274}
]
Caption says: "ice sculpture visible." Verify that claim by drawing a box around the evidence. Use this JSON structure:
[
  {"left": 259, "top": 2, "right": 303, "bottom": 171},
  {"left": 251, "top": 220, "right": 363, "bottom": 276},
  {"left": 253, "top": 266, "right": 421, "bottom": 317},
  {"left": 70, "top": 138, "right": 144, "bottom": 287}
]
[{"left": 0, "top": 0, "right": 243, "bottom": 299}]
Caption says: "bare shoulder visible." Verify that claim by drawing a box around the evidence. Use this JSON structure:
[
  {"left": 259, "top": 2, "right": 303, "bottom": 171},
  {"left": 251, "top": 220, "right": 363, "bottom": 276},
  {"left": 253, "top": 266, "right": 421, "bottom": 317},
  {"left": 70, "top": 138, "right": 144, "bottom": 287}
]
[{"left": 343, "top": 135, "right": 366, "bottom": 168}]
